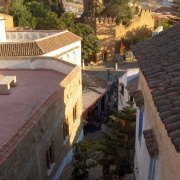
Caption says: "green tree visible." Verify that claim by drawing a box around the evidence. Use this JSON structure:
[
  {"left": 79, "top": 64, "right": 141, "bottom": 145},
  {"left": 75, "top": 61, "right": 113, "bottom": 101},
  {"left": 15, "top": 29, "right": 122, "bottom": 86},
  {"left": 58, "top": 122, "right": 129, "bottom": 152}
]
[
  {"left": 59, "top": 13, "right": 101, "bottom": 62},
  {"left": 9, "top": 0, "right": 35, "bottom": 27},
  {"left": 73, "top": 103, "right": 136, "bottom": 178},
  {"left": 26, "top": 1, "right": 48, "bottom": 18},
  {"left": 36, "top": 11, "right": 62, "bottom": 30},
  {"left": 154, "top": 21, "right": 173, "bottom": 30},
  {"left": 75, "top": 23, "right": 100, "bottom": 61},
  {"left": 26, "top": 1, "right": 64, "bottom": 29},
  {"left": 73, "top": 138, "right": 101, "bottom": 171},
  {"left": 170, "top": 0, "right": 180, "bottom": 23},
  {"left": 97, "top": 0, "right": 134, "bottom": 25}
]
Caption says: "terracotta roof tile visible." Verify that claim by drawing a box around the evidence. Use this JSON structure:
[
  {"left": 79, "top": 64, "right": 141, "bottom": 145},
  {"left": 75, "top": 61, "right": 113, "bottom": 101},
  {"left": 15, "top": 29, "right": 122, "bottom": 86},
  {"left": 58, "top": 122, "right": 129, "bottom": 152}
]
[
  {"left": 131, "top": 22, "right": 180, "bottom": 152},
  {"left": 0, "top": 42, "right": 43, "bottom": 56},
  {"left": 0, "top": 31, "right": 81, "bottom": 57},
  {"left": 132, "top": 90, "right": 144, "bottom": 109},
  {"left": 143, "top": 129, "right": 158, "bottom": 158},
  {"left": 125, "top": 77, "right": 138, "bottom": 95},
  {"left": 82, "top": 73, "right": 108, "bottom": 116},
  {"left": 37, "top": 31, "right": 81, "bottom": 53},
  {"left": 82, "top": 73, "right": 108, "bottom": 89}
]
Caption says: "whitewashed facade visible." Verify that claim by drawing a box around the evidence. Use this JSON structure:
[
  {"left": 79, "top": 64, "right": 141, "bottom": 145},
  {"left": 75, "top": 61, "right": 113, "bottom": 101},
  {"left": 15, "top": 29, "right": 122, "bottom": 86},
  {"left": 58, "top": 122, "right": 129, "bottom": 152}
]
[{"left": 118, "top": 68, "right": 139, "bottom": 110}]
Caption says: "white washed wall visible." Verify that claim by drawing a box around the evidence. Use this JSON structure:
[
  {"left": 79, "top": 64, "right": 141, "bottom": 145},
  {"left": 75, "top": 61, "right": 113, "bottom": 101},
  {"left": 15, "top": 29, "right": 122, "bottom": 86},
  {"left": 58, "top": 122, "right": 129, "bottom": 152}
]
[
  {"left": 0, "top": 57, "right": 75, "bottom": 74},
  {"left": 118, "top": 68, "right": 139, "bottom": 110}
]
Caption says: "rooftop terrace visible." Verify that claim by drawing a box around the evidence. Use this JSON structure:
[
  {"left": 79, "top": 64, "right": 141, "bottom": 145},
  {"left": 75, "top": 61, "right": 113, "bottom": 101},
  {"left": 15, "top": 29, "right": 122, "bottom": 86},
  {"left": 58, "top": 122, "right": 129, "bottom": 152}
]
[{"left": 0, "top": 69, "right": 66, "bottom": 148}]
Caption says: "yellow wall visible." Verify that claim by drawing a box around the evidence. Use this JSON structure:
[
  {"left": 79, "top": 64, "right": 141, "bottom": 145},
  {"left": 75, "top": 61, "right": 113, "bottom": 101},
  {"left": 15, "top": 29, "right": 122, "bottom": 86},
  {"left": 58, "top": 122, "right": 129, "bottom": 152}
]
[
  {"left": 0, "top": 13, "right": 14, "bottom": 30},
  {"left": 116, "top": 9, "right": 154, "bottom": 39},
  {"left": 84, "top": 9, "right": 155, "bottom": 62}
]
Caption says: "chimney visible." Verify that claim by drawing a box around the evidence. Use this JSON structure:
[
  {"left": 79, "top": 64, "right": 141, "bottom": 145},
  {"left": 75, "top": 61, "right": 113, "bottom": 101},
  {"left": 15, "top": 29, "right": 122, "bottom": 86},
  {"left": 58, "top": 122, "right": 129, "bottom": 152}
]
[{"left": 0, "top": 17, "right": 7, "bottom": 42}]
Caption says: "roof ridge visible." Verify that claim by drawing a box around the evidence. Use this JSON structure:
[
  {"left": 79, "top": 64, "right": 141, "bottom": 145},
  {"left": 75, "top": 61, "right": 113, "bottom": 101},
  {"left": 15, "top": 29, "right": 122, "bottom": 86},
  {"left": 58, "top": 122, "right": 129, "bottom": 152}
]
[{"left": 35, "top": 30, "right": 68, "bottom": 42}]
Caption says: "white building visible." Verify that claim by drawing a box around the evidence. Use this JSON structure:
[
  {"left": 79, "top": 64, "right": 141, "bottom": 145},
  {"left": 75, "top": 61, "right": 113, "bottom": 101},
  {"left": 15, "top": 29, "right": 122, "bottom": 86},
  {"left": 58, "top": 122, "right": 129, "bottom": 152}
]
[
  {"left": 118, "top": 68, "right": 139, "bottom": 110},
  {"left": 162, "top": 0, "right": 174, "bottom": 7},
  {"left": 0, "top": 17, "right": 82, "bottom": 66}
]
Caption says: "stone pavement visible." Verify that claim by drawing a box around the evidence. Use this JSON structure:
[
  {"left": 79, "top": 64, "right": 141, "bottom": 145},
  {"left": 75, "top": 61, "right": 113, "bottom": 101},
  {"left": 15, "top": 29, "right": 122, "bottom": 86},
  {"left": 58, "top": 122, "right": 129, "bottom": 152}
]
[
  {"left": 85, "top": 164, "right": 103, "bottom": 180},
  {"left": 83, "top": 60, "right": 138, "bottom": 82}
]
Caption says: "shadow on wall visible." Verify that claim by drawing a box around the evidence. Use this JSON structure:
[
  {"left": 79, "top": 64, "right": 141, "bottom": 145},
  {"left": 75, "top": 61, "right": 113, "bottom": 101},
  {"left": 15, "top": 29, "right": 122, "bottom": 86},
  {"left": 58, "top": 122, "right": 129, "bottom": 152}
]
[{"left": 125, "top": 25, "right": 153, "bottom": 39}]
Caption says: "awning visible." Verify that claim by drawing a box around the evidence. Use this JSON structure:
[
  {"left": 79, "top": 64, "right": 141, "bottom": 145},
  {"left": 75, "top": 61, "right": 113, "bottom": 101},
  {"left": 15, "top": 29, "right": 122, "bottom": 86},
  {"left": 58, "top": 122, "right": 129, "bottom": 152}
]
[{"left": 82, "top": 88, "right": 107, "bottom": 121}]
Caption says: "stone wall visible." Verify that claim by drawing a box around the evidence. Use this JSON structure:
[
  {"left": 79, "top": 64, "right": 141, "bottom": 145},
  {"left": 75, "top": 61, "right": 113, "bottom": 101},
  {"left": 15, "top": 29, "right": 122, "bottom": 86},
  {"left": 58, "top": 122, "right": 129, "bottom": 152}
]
[
  {"left": 0, "top": 58, "right": 83, "bottom": 179},
  {"left": 135, "top": 70, "right": 180, "bottom": 180},
  {"left": 84, "top": 9, "right": 154, "bottom": 62},
  {"left": 116, "top": 9, "right": 154, "bottom": 39},
  {"left": 84, "top": 17, "right": 116, "bottom": 61}
]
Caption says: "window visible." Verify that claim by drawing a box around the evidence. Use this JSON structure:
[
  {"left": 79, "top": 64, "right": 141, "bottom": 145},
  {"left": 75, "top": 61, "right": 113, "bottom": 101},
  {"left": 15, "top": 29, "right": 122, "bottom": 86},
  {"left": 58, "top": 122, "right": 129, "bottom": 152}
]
[
  {"left": 73, "top": 104, "right": 77, "bottom": 123},
  {"left": 138, "top": 110, "right": 143, "bottom": 145},
  {"left": 46, "top": 141, "right": 55, "bottom": 176},
  {"left": 148, "top": 158, "right": 156, "bottom": 180},
  {"left": 63, "top": 122, "right": 69, "bottom": 140},
  {"left": 120, "top": 85, "right": 124, "bottom": 96},
  {"left": 130, "top": 95, "right": 133, "bottom": 102}
]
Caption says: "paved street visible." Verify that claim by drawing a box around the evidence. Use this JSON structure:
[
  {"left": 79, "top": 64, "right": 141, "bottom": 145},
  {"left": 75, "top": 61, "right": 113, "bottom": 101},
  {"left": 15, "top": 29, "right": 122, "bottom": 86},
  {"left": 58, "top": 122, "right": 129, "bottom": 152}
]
[
  {"left": 82, "top": 60, "right": 138, "bottom": 180},
  {"left": 83, "top": 60, "right": 139, "bottom": 82}
]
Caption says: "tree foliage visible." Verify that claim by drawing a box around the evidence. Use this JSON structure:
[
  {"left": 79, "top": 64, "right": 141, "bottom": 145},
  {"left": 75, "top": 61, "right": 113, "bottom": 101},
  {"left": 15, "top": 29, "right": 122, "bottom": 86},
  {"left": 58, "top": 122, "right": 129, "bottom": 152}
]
[
  {"left": 154, "top": 21, "right": 173, "bottom": 30},
  {"left": 73, "top": 103, "right": 136, "bottom": 178},
  {"left": 95, "top": 0, "right": 134, "bottom": 25},
  {"left": 74, "top": 23, "right": 100, "bottom": 60},
  {"left": 9, "top": 0, "right": 34, "bottom": 27},
  {"left": 170, "top": 0, "right": 180, "bottom": 23}
]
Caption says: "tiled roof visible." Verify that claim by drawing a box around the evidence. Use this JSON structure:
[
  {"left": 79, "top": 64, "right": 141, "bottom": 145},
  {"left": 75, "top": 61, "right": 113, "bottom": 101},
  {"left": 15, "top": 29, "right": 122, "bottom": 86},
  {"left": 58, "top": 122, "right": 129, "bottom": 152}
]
[
  {"left": 82, "top": 88, "right": 107, "bottom": 112},
  {"left": 37, "top": 31, "right": 81, "bottom": 53},
  {"left": 132, "top": 90, "right": 144, "bottom": 109},
  {"left": 0, "top": 31, "right": 81, "bottom": 57},
  {"left": 82, "top": 73, "right": 108, "bottom": 89},
  {"left": 82, "top": 73, "right": 108, "bottom": 119},
  {"left": 126, "top": 77, "right": 138, "bottom": 95},
  {"left": 154, "top": 7, "right": 175, "bottom": 16},
  {"left": 0, "top": 42, "right": 43, "bottom": 56},
  {"left": 143, "top": 129, "right": 158, "bottom": 158},
  {"left": 131, "top": 22, "right": 180, "bottom": 152}
]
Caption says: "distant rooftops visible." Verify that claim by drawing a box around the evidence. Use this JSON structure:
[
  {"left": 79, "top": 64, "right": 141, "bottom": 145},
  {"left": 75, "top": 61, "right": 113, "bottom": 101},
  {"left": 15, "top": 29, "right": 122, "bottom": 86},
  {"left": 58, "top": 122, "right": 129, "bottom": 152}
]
[{"left": 0, "top": 31, "right": 81, "bottom": 57}]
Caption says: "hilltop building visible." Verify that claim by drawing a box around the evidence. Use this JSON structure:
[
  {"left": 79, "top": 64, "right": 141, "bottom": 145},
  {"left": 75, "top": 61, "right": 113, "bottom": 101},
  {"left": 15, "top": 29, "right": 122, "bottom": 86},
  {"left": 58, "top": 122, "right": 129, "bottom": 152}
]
[
  {"left": 118, "top": 68, "right": 139, "bottom": 110},
  {"left": 131, "top": 22, "right": 180, "bottom": 180}
]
